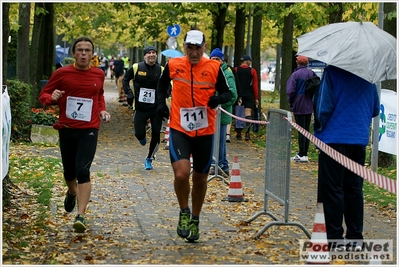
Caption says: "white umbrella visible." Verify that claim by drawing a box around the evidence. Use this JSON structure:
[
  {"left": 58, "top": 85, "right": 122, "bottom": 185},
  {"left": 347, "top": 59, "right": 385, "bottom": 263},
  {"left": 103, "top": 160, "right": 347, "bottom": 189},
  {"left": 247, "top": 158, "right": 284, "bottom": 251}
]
[{"left": 297, "top": 21, "right": 397, "bottom": 84}]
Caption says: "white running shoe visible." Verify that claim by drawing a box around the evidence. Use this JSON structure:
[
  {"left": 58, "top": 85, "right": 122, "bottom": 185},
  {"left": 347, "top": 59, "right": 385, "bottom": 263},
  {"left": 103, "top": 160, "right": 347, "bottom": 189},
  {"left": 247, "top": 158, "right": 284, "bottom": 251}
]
[
  {"left": 292, "top": 154, "right": 309, "bottom": 162},
  {"left": 292, "top": 154, "right": 301, "bottom": 161}
]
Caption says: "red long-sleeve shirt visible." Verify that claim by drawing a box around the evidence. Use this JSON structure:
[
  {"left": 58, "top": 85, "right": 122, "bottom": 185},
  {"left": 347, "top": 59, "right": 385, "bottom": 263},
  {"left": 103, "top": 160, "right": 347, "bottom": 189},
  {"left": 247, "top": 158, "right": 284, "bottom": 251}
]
[{"left": 38, "top": 64, "right": 106, "bottom": 130}]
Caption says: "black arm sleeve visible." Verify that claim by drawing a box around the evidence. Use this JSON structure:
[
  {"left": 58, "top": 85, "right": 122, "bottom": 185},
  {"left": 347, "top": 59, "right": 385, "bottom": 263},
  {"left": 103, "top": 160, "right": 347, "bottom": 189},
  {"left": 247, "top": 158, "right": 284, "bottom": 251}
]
[
  {"left": 156, "top": 63, "right": 171, "bottom": 105},
  {"left": 230, "top": 66, "right": 241, "bottom": 98},
  {"left": 215, "top": 68, "right": 232, "bottom": 105},
  {"left": 122, "top": 66, "right": 134, "bottom": 94}
]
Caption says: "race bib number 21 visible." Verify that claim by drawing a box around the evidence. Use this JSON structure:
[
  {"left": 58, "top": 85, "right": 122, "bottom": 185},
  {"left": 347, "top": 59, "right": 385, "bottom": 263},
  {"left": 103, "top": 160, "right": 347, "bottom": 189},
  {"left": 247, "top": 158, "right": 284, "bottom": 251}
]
[{"left": 180, "top": 106, "right": 208, "bottom": 131}]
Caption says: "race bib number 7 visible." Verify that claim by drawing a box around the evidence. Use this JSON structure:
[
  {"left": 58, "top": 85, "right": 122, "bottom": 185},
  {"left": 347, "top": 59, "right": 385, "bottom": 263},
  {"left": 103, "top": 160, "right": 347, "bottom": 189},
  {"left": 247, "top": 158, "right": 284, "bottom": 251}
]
[
  {"left": 180, "top": 106, "right": 208, "bottom": 131},
  {"left": 66, "top": 96, "right": 93, "bottom": 122}
]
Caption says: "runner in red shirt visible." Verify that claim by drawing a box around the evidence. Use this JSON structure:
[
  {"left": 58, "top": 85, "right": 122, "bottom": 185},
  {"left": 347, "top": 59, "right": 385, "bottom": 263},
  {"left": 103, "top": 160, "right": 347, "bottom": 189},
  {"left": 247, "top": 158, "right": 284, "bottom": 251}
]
[{"left": 39, "top": 36, "right": 111, "bottom": 233}]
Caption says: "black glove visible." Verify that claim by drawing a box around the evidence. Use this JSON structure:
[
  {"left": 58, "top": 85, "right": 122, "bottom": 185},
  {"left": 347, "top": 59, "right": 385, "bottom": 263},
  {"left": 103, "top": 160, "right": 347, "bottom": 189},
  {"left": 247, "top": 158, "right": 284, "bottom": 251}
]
[
  {"left": 126, "top": 90, "right": 134, "bottom": 99},
  {"left": 157, "top": 103, "right": 169, "bottom": 119},
  {"left": 207, "top": 95, "right": 220, "bottom": 109}
]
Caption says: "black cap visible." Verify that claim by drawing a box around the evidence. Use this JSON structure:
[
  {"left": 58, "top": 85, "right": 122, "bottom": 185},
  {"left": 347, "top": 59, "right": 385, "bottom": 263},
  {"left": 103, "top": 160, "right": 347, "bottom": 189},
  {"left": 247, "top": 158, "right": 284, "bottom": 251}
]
[
  {"left": 240, "top": 55, "right": 252, "bottom": 61},
  {"left": 144, "top": 46, "right": 157, "bottom": 55}
]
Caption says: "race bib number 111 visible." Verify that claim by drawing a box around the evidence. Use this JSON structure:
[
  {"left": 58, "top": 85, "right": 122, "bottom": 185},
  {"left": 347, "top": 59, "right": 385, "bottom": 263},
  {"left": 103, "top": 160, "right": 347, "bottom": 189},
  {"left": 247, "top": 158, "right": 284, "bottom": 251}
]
[{"left": 180, "top": 106, "right": 208, "bottom": 131}]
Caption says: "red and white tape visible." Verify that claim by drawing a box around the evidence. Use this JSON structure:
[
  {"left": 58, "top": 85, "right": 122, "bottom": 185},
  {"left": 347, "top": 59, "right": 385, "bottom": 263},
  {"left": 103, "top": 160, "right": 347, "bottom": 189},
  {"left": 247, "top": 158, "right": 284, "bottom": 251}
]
[
  {"left": 218, "top": 107, "right": 269, "bottom": 125},
  {"left": 285, "top": 117, "right": 397, "bottom": 194}
]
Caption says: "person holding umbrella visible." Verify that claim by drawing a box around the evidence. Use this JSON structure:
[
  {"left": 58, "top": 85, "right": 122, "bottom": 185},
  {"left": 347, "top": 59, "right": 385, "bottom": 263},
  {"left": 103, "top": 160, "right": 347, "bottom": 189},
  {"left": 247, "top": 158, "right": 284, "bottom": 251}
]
[
  {"left": 313, "top": 65, "right": 380, "bottom": 247},
  {"left": 297, "top": 21, "right": 395, "bottom": 248}
]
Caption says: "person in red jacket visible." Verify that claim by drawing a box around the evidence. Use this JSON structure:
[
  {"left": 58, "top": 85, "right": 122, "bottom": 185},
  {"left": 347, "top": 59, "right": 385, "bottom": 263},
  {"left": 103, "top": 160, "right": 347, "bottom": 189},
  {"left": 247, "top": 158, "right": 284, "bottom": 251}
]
[
  {"left": 234, "top": 55, "right": 259, "bottom": 141},
  {"left": 38, "top": 36, "right": 111, "bottom": 233}
]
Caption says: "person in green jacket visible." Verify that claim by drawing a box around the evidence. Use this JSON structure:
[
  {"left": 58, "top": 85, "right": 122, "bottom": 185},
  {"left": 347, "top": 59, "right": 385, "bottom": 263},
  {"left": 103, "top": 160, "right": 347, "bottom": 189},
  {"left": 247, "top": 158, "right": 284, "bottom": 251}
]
[{"left": 208, "top": 48, "right": 238, "bottom": 177}]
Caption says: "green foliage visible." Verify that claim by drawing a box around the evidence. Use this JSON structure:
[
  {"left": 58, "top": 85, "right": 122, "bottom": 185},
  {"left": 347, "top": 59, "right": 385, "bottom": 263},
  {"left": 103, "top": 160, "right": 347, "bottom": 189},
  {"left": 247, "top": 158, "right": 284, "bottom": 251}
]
[
  {"left": 31, "top": 108, "right": 58, "bottom": 126},
  {"left": 343, "top": 2, "right": 378, "bottom": 22},
  {"left": 363, "top": 181, "right": 396, "bottom": 209},
  {"left": 34, "top": 5, "right": 48, "bottom": 16},
  {"left": 2, "top": 176, "right": 13, "bottom": 207},
  {"left": 7, "top": 80, "right": 33, "bottom": 142},
  {"left": 7, "top": 30, "right": 18, "bottom": 66},
  {"left": 63, "top": 57, "right": 75, "bottom": 65},
  {"left": 387, "top": 10, "right": 396, "bottom": 20},
  {"left": 3, "top": 149, "right": 61, "bottom": 253}
]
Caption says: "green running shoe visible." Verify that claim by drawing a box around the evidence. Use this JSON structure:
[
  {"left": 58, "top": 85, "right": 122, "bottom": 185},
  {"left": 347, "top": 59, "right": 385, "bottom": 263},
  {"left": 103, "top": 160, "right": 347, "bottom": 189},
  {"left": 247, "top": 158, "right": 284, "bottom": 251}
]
[
  {"left": 64, "top": 190, "right": 76, "bottom": 213},
  {"left": 185, "top": 219, "right": 200, "bottom": 243},
  {"left": 73, "top": 214, "right": 87, "bottom": 233},
  {"left": 176, "top": 211, "right": 191, "bottom": 238}
]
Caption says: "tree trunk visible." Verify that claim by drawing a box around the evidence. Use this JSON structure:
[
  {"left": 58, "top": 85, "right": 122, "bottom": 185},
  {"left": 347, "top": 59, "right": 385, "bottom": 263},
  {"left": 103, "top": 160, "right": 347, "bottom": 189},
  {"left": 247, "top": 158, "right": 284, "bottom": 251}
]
[
  {"left": 275, "top": 44, "right": 282, "bottom": 94},
  {"left": 30, "top": 3, "right": 44, "bottom": 107},
  {"left": 42, "top": 3, "right": 55, "bottom": 79},
  {"left": 234, "top": 5, "right": 246, "bottom": 68},
  {"left": 328, "top": 3, "right": 343, "bottom": 23},
  {"left": 382, "top": 3, "right": 397, "bottom": 92},
  {"left": 378, "top": 2, "right": 397, "bottom": 167},
  {"left": 30, "top": 3, "right": 55, "bottom": 107},
  {"left": 279, "top": 3, "right": 294, "bottom": 111},
  {"left": 17, "top": 3, "right": 31, "bottom": 83},
  {"left": 2, "top": 3, "right": 10, "bottom": 85},
  {"left": 210, "top": 3, "right": 228, "bottom": 51},
  {"left": 252, "top": 5, "right": 262, "bottom": 110}
]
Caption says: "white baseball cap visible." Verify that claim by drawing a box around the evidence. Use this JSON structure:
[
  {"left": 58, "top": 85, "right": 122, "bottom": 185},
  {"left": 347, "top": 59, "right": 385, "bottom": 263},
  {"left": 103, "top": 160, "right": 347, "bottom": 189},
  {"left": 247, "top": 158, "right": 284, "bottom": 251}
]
[{"left": 183, "top": 30, "right": 205, "bottom": 47}]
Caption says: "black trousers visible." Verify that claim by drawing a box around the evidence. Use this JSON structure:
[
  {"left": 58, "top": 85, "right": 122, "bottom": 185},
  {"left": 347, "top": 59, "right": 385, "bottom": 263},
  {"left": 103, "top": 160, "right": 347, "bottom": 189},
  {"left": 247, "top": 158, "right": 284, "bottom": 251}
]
[
  {"left": 294, "top": 113, "right": 312, "bottom": 156},
  {"left": 133, "top": 109, "right": 161, "bottom": 159},
  {"left": 59, "top": 128, "right": 98, "bottom": 183},
  {"left": 317, "top": 144, "right": 365, "bottom": 241}
]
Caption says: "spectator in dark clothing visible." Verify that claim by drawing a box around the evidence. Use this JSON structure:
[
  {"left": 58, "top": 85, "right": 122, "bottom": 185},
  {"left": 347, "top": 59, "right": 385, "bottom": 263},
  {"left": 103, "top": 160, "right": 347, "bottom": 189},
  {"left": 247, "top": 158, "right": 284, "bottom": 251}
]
[
  {"left": 113, "top": 53, "right": 125, "bottom": 104},
  {"left": 314, "top": 65, "right": 379, "bottom": 247},
  {"left": 234, "top": 55, "right": 259, "bottom": 141},
  {"left": 286, "top": 55, "right": 314, "bottom": 163},
  {"left": 113, "top": 54, "right": 124, "bottom": 88},
  {"left": 224, "top": 55, "right": 241, "bottom": 143}
]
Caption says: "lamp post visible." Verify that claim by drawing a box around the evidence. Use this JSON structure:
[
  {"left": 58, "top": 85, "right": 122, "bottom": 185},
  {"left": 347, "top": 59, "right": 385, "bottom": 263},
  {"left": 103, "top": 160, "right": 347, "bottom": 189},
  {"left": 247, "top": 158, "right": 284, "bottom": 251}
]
[{"left": 370, "top": 3, "right": 384, "bottom": 171}]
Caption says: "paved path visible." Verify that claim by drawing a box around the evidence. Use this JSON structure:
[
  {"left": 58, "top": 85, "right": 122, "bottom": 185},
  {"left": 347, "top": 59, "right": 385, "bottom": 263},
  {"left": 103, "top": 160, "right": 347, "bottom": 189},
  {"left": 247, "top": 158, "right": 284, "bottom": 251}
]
[{"left": 30, "top": 78, "right": 396, "bottom": 264}]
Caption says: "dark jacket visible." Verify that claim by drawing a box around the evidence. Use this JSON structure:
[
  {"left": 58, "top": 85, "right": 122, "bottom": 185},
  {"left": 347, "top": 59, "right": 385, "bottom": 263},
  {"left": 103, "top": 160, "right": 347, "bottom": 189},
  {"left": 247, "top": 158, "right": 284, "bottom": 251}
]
[
  {"left": 286, "top": 65, "right": 314, "bottom": 115},
  {"left": 113, "top": 59, "right": 124, "bottom": 76},
  {"left": 235, "top": 65, "right": 254, "bottom": 98},
  {"left": 123, "top": 62, "right": 162, "bottom": 111},
  {"left": 220, "top": 62, "right": 238, "bottom": 125}
]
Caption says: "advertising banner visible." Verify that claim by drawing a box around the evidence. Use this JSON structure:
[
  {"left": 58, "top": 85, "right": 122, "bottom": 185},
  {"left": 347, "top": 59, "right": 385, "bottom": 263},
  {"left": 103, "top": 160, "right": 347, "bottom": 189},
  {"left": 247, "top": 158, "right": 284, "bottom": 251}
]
[
  {"left": 2, "top": 87, "right": 12, "bottom": 179},
  {"left": 379, "top": 89, "right": 397, "bottom": 155}
]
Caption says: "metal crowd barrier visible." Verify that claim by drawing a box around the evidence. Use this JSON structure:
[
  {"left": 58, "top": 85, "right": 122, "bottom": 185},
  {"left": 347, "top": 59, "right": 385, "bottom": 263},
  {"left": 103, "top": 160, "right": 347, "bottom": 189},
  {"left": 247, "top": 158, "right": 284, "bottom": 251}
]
[
  {"left": 245, "top": 108, "right": 311, "bottom": 239},
  {"left": 208, "top": 106, "right": 230, "bottom": 185}
]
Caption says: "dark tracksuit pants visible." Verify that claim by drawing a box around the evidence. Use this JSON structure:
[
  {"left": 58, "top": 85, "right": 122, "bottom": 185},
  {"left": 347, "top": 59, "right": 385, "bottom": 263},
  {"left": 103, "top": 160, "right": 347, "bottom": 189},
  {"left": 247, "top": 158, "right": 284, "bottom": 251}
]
[
  {"left": 133, "top": 108, "right": 162, "bottom": 159},
  {"left": 317, "top": 144, "right": 365, "bottom": 241},
  {"left": 294, "top": 113, "right": 312, "bottom": 157}
]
